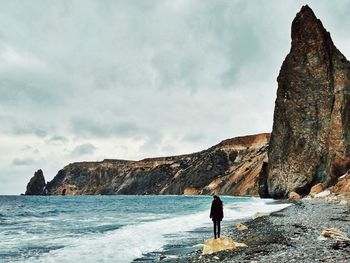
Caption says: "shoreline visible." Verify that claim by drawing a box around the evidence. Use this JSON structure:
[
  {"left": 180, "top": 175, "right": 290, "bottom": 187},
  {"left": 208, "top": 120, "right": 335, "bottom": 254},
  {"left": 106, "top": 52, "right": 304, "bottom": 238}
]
[
  {"left": 163, "top": 199, "right": 350, "bottom": 263},
  {"left": 132, "top": 197, "right": 290, "bottom": 262}
]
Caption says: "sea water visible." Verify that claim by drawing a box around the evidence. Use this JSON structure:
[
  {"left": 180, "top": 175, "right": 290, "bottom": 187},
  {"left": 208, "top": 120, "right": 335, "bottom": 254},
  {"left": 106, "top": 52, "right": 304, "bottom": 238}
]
[{"left": 0, "top": 195, "right": 289, "bottom": 263}]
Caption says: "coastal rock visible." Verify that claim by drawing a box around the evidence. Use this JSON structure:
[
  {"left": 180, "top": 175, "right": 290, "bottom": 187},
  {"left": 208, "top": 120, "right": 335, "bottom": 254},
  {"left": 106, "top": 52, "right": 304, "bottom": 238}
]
[
  {"left": 309, "top": 183, "right": 325, "bottom": 197},
  {"left": 288, "top": 192, "right": 301, "bottom": 201},
  {"left": 330, "top": 173, "right": 350, "bottom": 195},
  {"left": 319, "top": 228, "right": 349, "bottom": 241},
  {"left": 25, "top": 169, "right": 46, "bottom": 195},
  {"left": 183, "top": 187, "right": 201, "bottom": 195},
  {"left": 265, "top": 5, "right": 350, "bottom": 198},
  {"left": 43, "top": 133, "right": 270, "bottom": 195},
  {"left": 236, "top": 223, "right": 248, "bottom": 231},
  {"left": 329, "top": 157, "right": 350, "bottom": 185},
  {"left": 258, "top": 162, "right": 269, "bottom": 198},
  {"left": 202, "top": 236, "right": 247, "bottom": 255}
]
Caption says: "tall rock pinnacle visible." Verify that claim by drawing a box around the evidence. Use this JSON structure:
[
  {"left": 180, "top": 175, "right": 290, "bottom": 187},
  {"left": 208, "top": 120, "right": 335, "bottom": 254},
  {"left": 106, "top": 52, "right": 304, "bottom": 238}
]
[
  {"left": 25, "top": 169, "right": 46, "bottom": 195},
  {"left": 265, "top": 5, "right": 350, "bottom": 198}
]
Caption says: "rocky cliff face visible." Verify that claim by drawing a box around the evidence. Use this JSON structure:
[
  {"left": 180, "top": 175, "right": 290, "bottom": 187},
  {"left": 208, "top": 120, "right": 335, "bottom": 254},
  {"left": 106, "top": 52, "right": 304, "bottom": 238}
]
[
  {"left": 25, "top": 169, "right": 46, "bottom": 195},
  {"left": 43, "top": 133, "right": 269, "bottom": 196},
  {"left": 265, "top": 5, "right": 350, "bottom": 198}
]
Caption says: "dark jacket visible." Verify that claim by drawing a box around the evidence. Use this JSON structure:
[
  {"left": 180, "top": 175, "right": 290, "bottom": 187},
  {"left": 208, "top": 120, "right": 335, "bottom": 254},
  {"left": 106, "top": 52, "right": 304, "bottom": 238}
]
[{"left": 210, "top": 199, "right": 223, "bottom": 221}]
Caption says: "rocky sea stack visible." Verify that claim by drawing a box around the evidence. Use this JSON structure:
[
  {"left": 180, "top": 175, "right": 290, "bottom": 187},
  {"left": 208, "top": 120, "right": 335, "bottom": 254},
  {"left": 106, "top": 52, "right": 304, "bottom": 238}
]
[
  {"left": 265, "top": 5, "right": 350, "bottom": 198},
  {"left": 25, "top": 169, "right": 46, "bottom": 195}
]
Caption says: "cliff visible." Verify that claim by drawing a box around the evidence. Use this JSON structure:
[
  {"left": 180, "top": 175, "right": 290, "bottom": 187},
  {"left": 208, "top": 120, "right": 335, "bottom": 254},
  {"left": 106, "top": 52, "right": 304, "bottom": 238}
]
[
  {"left": 265, "top": 5, "right": 350, "bottom": 198},
  {"left": 41, "top": 133, "right": 269, "bottom": 195}
]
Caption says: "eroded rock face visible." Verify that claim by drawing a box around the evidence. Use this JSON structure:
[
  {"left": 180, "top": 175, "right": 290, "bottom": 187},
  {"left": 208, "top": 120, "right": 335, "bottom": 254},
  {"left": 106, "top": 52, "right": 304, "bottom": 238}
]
[
  {"left": 329, "top": 157, "right": 350, "bottom": 195},
  {"left": 331, "top": 175, "right": 350, "bottom": 196},
  {"left": 266, "top": 5, "right": 350, "bottom": 198},
  {"left": 25, "top": 169, "right": 46, "bottom": 195},
  {"left": 329, "top": 157, "right": 350, "bottom": 185},
  {"left": 44, "top": 133, "right": 270, "bottom": 195},
  {"left": 258, "top": 162, "right": 269, "bottom": 198}
]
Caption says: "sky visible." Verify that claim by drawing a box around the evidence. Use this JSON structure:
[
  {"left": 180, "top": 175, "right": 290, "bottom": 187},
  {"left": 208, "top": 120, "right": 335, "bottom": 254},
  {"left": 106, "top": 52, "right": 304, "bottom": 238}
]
[{"left": 1, "top": 0, "right": 350, "bottom": 194}]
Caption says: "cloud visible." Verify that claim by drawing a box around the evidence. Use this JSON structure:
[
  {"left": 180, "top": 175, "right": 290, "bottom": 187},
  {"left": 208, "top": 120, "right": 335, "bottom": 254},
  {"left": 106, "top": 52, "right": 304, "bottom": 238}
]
[
  {"left": 20, "top": 145, "right": 40, "bottom": 154},
  {"left": 182, "top": 133, "right": 206, "bottom": 143},
  {"left": 69, "top": 117, "right": 160, "bottom": 140},
  {"left": 12, "top": 125, "right": 48, "bottom": 138},
  {"left": 1, "top": 0, "right": 350, "bottom": 194},
  {"left": 0, "top": 44, "right": 46, "bottom": 72},
  {"left": 12, "top": 158, "right": 36, "bottom": 166},
  {"left": 70, "top": 143, "right": 97, "bottom": 157},
  {"left": 48, "top": 135, "right": 68, "bottom": 143}
]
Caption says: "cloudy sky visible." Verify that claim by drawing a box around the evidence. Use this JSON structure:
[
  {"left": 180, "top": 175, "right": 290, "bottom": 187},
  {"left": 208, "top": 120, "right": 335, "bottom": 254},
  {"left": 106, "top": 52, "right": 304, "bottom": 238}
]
[{"left": 1, "top": 0, "right": 350, "bottom": 194}]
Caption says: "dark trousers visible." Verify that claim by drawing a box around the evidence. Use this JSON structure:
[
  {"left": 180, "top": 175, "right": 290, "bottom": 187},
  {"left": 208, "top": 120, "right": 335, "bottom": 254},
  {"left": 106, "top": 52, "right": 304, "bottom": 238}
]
[{"left": 213, "top": 220, "right": 221, "bottom": 239}]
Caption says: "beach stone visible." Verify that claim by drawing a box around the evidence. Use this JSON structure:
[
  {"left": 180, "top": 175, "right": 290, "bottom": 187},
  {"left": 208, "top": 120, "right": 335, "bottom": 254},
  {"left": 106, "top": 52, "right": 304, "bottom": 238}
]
[
  {"left": 320, "top": 228, "right": 349, "bottom": 241},
  {"left": 265, "top": 5, "right": 350, "bottom": 199},
  {"left": 309, "top": 183, "right": 325, "bottom": 197},
  {"left": 236, "top": 223, "right": 248, "bottom": 231},
  {"left": 288, "top": 192, "right": 301, "bottom": 200},
  {"left": 202, "top": 236, "right": 247, "bottom": 255}
]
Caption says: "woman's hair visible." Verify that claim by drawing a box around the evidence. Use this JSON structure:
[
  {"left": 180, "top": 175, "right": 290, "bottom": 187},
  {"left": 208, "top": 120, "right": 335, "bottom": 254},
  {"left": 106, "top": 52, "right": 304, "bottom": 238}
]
[
  {"left": 213, "top": 195, "right": 222, "bottom": 205},
  {"left": 213, "top": 195, "right": 220, "bottom": 200}
]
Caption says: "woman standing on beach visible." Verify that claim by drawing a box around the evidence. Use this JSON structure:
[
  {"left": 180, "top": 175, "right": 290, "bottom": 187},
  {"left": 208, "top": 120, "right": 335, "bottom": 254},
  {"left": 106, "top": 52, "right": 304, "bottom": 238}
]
[{"left": 210, "top": 195, "right": 223, "bottom": 239}]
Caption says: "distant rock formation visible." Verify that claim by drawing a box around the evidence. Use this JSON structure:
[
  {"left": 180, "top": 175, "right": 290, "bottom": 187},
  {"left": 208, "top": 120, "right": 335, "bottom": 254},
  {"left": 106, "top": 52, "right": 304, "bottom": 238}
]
[
  {"left": 265, "top": 5, "right": 350, "bottom": 198},
  {"left": 41, "top": 133, "right": 269, "bottom": 195},
  {"left": 25, "top": 169, "right": 46, "bottom": 195}
]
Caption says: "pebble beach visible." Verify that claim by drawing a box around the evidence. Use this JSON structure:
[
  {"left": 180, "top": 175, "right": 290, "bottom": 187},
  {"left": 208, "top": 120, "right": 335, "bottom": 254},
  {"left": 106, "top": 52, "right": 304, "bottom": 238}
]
[{"left": 164, "top": 198, "right": 350, "bottom": 263}]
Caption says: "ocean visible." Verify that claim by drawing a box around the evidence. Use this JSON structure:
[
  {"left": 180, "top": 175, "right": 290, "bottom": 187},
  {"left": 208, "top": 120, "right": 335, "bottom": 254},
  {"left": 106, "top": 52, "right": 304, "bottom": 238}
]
[{"left": 0, "top": 195, "right": 289, "bottom": 263}]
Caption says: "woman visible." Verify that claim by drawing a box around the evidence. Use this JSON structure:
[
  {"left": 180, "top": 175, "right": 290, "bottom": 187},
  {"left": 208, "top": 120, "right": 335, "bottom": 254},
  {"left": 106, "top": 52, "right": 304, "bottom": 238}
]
[{"left": 210, "top": 195, "right": 223, "bottom": 239}]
